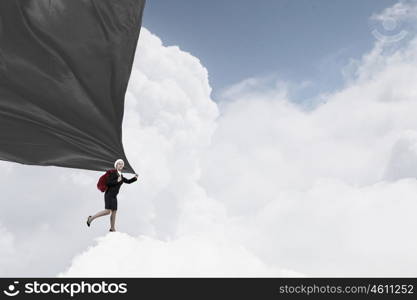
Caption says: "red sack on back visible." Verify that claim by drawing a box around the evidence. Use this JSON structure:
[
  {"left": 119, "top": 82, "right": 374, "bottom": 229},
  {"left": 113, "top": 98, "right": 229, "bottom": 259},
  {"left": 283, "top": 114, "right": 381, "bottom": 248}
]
[{"left": 97, "top": 169, "right": 117, "bottom": 192}]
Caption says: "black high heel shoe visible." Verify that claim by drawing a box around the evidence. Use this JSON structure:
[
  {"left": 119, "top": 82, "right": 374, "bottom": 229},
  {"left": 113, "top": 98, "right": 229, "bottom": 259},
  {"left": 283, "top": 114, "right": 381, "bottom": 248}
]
[
  {"left": 109, "top": 228, "right": 115, "bottom": 232},
  {"left": 86, "top": 216, "right": 92, "bottom": 227}
]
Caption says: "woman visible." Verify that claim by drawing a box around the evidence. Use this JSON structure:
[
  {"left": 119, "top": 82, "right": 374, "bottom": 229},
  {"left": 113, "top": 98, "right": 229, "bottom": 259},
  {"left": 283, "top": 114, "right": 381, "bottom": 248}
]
[{"left": 86, "top": 159, "right": 138, "bottom": 232}]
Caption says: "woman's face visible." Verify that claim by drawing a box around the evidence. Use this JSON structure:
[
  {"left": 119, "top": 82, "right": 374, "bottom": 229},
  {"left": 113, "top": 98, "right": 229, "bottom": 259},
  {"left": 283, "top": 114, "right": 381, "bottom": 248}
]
[{"left": 116, "top": 161, "right": 124, "bottom": 170}]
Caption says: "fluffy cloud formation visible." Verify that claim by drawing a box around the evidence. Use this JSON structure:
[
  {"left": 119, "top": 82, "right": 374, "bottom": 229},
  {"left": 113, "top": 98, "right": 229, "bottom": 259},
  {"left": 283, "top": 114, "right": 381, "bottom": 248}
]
[
  {"left": 0, "top": 224, "right": 16, "bottom": 276},
  {"left": 197, "top": 4, "right": 417, "bottom": 275},
  {"left": 58, "top": 232, "right": 299, "bottom": 277},
  {"left": 119, "top": 27, "right": 223, "bottom": 240},
  {"left": 371, "top": 0, "right": 417, "bottom": 24}
]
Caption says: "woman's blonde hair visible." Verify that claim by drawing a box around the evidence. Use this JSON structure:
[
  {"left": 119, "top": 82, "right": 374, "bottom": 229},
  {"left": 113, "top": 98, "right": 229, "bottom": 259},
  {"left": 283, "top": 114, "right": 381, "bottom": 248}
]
[{"left": 114, "top": 159, "right": 124, "bottom": 169}]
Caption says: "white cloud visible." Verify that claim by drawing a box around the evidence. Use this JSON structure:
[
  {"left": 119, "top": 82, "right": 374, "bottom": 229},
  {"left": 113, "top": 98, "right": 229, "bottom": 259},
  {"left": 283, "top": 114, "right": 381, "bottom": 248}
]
[
  {"left": 371, "top": 0, "right": 417, "bottom": 23},
  {"left": 58, "top": 232, "right": 300, "bottom": 277},
  {"left": 0, "top": 224, "right": 15, "bottom": 276},
  {"left": 197, "top": 3, "right": 417, "bottom": 275}
]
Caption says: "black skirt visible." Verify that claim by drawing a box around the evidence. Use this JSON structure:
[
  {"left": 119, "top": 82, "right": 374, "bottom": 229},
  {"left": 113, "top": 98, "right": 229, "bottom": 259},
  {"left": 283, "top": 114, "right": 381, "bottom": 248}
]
[{"left": 104, "top": 194, "right": 117, "bottom": 210}]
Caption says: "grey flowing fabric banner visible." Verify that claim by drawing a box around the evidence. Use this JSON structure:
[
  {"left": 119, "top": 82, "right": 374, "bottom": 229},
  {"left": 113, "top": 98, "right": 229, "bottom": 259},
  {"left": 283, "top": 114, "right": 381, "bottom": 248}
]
[{"left": 0, "top": 0, "right": 146, "bottom": 174}]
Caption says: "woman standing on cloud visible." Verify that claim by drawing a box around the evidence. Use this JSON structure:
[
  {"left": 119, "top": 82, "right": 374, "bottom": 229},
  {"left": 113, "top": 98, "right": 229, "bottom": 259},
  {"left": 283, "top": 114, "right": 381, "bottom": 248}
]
[{"left": 86, "top": 159, "right": 138, "bottom": 232}]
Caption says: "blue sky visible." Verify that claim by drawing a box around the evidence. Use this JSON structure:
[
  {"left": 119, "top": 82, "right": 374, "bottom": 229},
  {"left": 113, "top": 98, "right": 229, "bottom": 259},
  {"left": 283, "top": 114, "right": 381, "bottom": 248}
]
[{"left": 143, "top": 0, "right": 398, "bottom": 101}]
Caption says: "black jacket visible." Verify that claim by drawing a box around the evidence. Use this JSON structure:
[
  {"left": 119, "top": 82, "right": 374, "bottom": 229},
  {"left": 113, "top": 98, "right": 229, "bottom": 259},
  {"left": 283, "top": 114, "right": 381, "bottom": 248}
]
[{"left": 105, "top": 171, "right": 137, "bottom": 198}]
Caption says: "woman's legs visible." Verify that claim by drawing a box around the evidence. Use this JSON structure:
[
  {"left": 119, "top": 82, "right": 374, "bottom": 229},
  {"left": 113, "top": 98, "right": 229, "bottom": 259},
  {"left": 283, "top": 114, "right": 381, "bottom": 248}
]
[
  {"left": 89, "top": 209, "right": 112, "bottom": 223},
  {"left": 110, "top": 210, "right": 117, "bottom": 231}
]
